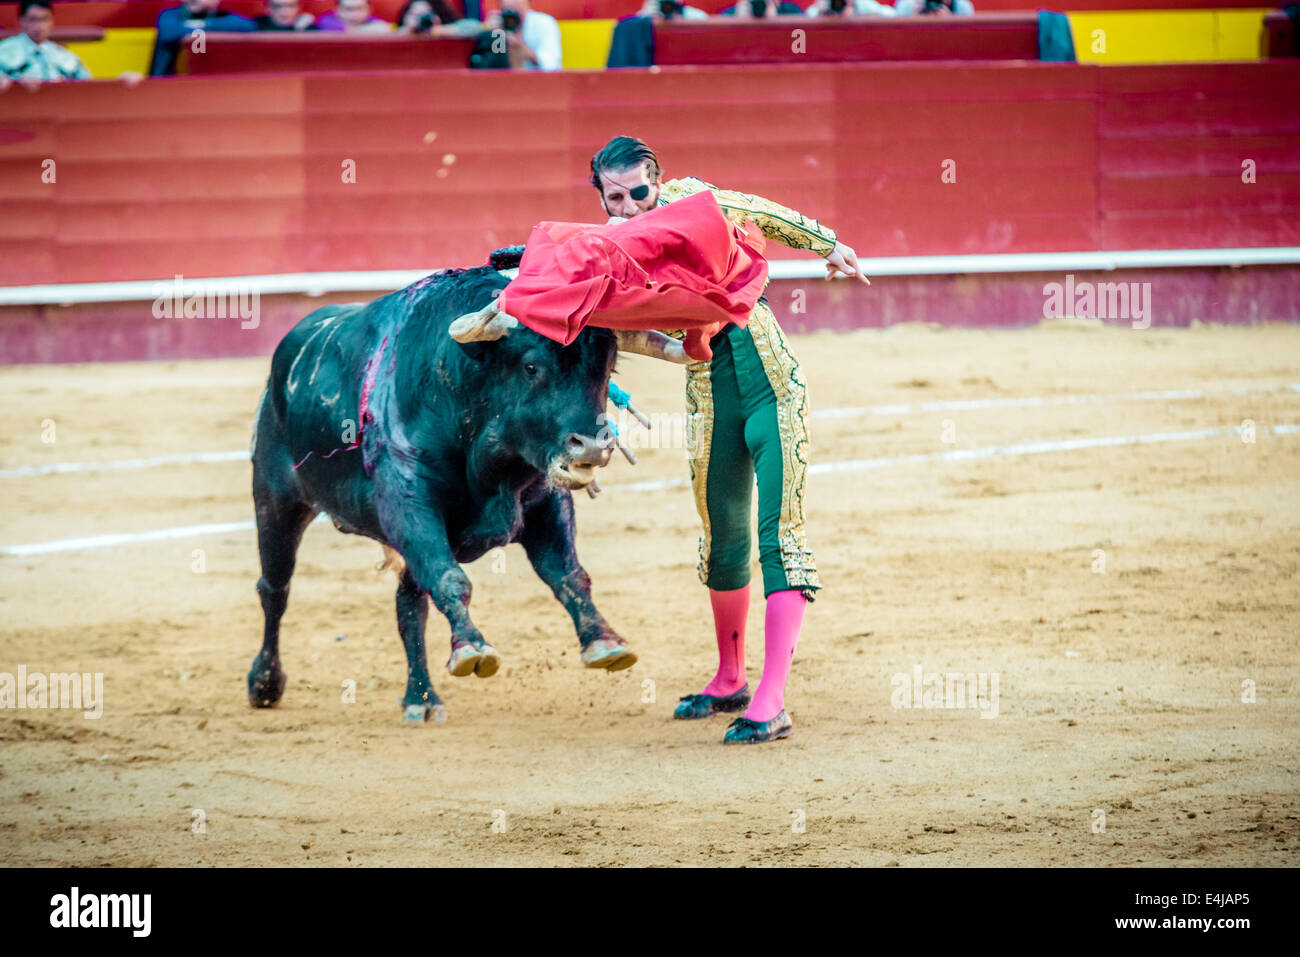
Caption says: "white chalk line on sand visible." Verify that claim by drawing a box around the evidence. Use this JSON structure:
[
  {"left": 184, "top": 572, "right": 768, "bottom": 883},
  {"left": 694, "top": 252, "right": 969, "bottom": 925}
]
[
  {"left": 810, "top": 382, "right": 1300, "bottom": 419},
  {"left": 3, "top": 381, "right": 1298, "bottom": 480},
  {"left": 614, "top": 424, "right": 1299, "bottom": 493},
  {"left": 3, "top": 423, "right": 1296, "bottom": 558},
  {"left": 0, "top": 449, "right": 250, "bottom": 478}
]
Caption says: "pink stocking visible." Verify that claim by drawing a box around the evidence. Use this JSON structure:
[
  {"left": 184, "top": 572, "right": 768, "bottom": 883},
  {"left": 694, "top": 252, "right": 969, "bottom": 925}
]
[
  {"left": 744, "top": 589, "right": 807, "bottom": 722},
  {"left": 701, "top": 584, "right": 750, "bottom": 697}
]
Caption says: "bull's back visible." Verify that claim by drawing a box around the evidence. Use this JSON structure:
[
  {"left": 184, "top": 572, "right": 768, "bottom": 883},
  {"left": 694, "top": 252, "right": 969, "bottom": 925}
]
[{"left": 265, "top": 303, "right": 374, "bottom": 449}]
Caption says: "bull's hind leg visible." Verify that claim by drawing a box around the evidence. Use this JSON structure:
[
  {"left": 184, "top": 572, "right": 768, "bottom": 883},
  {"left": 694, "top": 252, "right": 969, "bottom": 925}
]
[
  {"left": 249, "top": 473, "right": 317, "bottom": 708},
  {"left": 395, "top": 566, "right": 448, "bottom": 724},
  {"left": 520, "top": 492, "right": 636, "bottom": 671}
]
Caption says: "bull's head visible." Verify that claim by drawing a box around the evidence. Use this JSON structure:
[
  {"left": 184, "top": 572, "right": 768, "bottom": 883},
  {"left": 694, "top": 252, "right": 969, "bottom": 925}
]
[{"left": 449, "top": 298, "right": 689, "bottom": 491}]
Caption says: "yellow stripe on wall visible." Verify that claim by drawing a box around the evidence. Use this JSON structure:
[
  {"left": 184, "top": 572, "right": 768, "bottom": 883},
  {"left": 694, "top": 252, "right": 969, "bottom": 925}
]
[
  {"left": 559, "top": 18, "right": 615, "bottom": 70},
  {"left": 1070, "top": 10, "right": 1271, "bottom": 64},
  {"left": 65, "top": 27, "right": 155, "bottom": 78}
]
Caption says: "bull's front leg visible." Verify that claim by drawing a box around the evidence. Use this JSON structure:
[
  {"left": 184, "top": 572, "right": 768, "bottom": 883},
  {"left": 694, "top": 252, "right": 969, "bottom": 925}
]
[
  {"left": 380, "top": 503, "right": 501, "bottom": 724},
  {"left": 519, "top": 491, "right": 636, "bottom": 671}
]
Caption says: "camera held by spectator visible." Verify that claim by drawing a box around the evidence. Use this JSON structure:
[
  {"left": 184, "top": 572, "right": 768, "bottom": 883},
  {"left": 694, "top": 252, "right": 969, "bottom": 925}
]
[
  {"left": 475, "top": 1, "right": 561, "bottom": 70},
  {"left": 396, "top": 0, "right": 461, "bottom": 35}
]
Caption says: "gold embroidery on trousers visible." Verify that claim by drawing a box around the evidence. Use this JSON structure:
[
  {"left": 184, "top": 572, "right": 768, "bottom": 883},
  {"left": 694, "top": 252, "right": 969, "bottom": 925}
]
[
  {"left": 679, "top": 335, "right": 715, "bottom": 586},
  {"left": 747, "top": 302, "right": 820, "bottom": 591}
]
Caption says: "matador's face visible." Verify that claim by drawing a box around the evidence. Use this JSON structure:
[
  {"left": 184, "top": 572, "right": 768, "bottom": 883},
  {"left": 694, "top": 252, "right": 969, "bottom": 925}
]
[{"left": 598, "top": 162, "right": 661, "bottom": 220}]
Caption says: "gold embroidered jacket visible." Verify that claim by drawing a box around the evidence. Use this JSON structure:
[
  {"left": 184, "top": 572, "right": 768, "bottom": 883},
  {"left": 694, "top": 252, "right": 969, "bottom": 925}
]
[{"left": 657, "top": 176, "right": 838, "bottom": 258}]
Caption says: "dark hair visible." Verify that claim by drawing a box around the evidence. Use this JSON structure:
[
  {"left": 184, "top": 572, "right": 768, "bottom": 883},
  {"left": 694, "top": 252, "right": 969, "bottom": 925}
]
[
  {"left": 20, "top": 0, "right": 55, "bottom": 15},
  {"left": 488, "top": 245, "right": 525, "bottom": 270},
  {"left": 589, "top": 135, "right": 661, "bottom": 193}
]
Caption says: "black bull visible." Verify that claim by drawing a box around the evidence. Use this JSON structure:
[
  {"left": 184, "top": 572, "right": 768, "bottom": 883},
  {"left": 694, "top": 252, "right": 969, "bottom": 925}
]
[{"left": 248, "top": 261, "right": 638, "bottom": 723}]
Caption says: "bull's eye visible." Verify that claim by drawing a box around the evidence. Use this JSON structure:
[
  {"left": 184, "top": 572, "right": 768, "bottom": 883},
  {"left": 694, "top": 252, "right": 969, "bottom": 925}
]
[{"left": 524, "top": 362, "right": 538, "bottom": 376}]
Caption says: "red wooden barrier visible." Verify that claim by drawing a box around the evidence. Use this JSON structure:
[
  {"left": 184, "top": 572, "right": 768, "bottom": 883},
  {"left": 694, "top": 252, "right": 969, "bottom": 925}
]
[
  {"left": 1, "top": 61, "right": 1297, "bottom": 289},
  {"left": 0, "top": 0, "right": 1279, "bottom": 31},
  {"left": 178, "top": 14, "right": 1043, "bottom": 74},
  {"left": 653, "top": 14, "right": 1040, "bottom": 64},
  {"left": 0, "top": 1, "right": 433, "bottom": 30},
  {"left": 187, "top": 32, "right": 477, "bottom": 73}
]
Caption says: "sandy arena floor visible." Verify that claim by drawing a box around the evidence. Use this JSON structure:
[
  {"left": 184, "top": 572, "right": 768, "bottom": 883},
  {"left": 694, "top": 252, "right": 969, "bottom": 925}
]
[{"left": 1, "top": 321, "right": 1297, "bottom": 866}]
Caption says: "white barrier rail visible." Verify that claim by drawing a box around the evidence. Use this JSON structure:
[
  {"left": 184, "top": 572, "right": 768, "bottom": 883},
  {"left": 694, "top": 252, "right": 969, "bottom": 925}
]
[{"left": 2, "top": 248, "right": 1298, "bottom": 307}]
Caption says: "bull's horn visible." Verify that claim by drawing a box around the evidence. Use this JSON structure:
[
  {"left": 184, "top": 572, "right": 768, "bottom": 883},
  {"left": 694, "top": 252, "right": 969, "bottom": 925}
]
[
  {"left": 449, "top": 297, "right": 519, "bottom": 342},
  {"left": 615, "top": 329, "right": 690, "bottom": 364}
]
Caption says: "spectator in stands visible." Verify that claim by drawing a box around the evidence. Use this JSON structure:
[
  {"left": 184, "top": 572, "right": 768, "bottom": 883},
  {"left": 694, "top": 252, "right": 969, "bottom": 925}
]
[
  {"left": 150, "top": 0, "right": 257, "bottom": 76},
  {"left": 1, "top": 0, "right": 144, "bottom": 86},
  {"left": 255, "top": 0, "right": 319, "bottom": 30},
  {"left": 484, "top": 1, "right": 561, "bottom": 70},
  {"left": 893, "top": 0, "right": 975, "bottom": 13},
  {"left": 720, "top": 0, "right": 805, "bottom": 15},
  {"left": 396, "top": 0, "right": 478, "bottom": 36},
  {"left": 316, "top": 0, "right": 393, "bottom": 31},
  {"left": 805, "top": 0, "right": 896, "bottom": 16},
  {"left": 637, "top": 0, "right": 709, "bottom": 20},
  {"left": 0, "top": 0, "right": 92, "bottom": 85}
]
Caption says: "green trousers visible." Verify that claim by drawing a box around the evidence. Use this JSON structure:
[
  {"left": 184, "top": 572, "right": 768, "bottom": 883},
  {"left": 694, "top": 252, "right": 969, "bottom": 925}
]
[{"left": 684, "top": 301, "right": 820, "bottom": 600}]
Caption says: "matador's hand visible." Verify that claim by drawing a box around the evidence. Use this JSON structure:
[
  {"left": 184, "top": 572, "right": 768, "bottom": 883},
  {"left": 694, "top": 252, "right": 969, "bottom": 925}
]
[{"left": 825, "top": 241, "right": 871, "bottom": 285}]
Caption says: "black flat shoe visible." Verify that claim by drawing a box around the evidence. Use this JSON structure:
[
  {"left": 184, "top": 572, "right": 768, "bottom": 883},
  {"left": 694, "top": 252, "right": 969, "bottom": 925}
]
[
  {"left": 673, "top": 684, "right": 751, "bottom": 720},
  {"left": 723, "top": 710, "right": 793, "bottom": 744}
]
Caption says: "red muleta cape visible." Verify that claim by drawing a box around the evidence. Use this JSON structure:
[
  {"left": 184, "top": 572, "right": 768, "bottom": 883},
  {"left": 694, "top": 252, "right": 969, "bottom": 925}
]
[{"left": 497, "top": 189, "right": 769, "bottom": 362}]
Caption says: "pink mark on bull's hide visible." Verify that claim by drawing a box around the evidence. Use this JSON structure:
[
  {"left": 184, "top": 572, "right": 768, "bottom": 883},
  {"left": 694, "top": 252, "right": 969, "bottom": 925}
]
[{"left": 291, "top": 335, "right": 388, "bottom": 472}]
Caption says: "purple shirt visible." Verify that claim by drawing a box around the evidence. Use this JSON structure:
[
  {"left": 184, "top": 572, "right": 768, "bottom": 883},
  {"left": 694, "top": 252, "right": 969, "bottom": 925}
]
[{"left": 315, "top": 12, "right": 392, "bottom": 31}]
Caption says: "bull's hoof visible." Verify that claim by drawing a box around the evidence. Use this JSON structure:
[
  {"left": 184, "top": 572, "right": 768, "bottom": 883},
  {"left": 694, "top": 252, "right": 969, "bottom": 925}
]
[
  {"left": 248, "top": 664, "right": 286, "bottom": 708},
  {"left": 403, "top": 701, "right": 448, "bottom": 725},
  {"left": 581, "top": 637, "right": 638, "bottom": 672},
  {"left": 447, "top": 640, "right": 501, "bottom": 678}
]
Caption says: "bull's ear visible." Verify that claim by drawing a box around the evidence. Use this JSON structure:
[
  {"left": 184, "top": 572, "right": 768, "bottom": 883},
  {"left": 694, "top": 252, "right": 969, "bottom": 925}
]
[{"left": 457, "top": 339, "right": 493, "bottom": 364}]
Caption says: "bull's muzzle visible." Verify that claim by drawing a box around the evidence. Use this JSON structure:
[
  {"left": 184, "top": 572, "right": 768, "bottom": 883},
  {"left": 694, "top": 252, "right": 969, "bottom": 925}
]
[
  {"left": 548, "top": 432, "right": 611, "bottom": 489},
  {"left": 565, "top": 432, "right": 613, "bottom": 469}
]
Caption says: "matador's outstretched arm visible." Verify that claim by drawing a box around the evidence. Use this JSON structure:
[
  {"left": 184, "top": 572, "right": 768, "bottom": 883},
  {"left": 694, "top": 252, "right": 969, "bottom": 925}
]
[{"left": 661, "top": 177, "right": 871, "bottom": 285}]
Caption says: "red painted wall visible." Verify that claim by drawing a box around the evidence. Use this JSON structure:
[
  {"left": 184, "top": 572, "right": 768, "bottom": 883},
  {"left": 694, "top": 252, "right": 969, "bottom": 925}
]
[{"left": 1, "top": 61, "right": 1298, "bottom": 288}]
